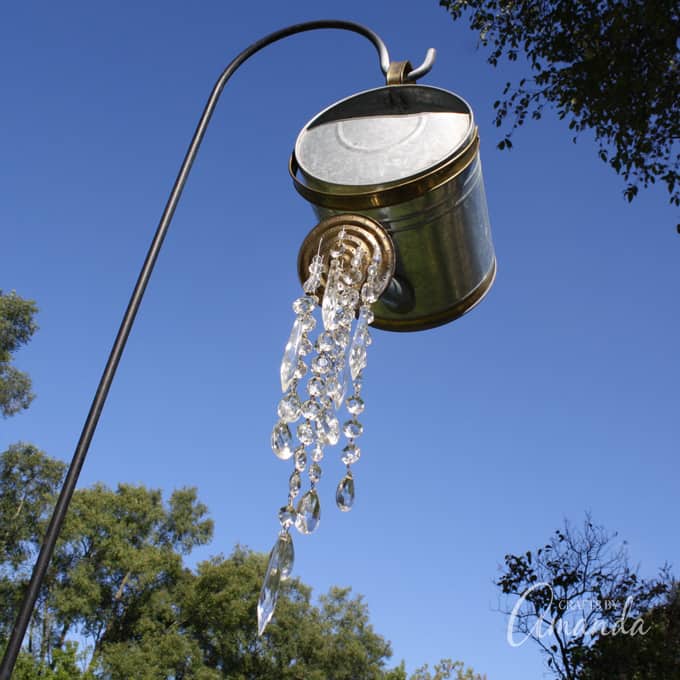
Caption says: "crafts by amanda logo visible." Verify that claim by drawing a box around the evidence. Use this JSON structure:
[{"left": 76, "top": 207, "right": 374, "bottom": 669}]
[{"left": 506, "top": 582, "right": 649, "bottom": 648}]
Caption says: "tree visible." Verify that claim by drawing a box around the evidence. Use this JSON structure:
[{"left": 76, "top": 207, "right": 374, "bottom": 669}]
[
  {"left": 439, "top": 0, "right": 680, "bottom": 207},
  {"left": 496, "top": 516, "right": 677, "bottom": 680},
  {"left": 580, "top": 584, "right": 680, "bottom": 680},
  {"left": 410, "top": 659, "right": 486, "bottom": 680},
  {"left": 1, "top": 448, "right": 485, "bottom": 679},
  {"left": 0, "top": 291, "right": 38, "bottom": 417}
]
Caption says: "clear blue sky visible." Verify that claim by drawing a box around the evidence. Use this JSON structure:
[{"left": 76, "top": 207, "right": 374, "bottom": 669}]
[{"left": 2, "top": 2, "right": 678, "bottom": 678}]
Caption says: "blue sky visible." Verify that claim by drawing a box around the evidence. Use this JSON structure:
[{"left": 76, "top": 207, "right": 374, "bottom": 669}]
[{"left": 1, "top": 2, "right": 678, "bottom": 678}]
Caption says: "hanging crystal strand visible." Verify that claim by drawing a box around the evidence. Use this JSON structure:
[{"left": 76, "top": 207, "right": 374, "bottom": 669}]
[
  {"left": 259, "top": 255, "right": 324, "bottom": 637},
  {"left": 337, "top": 254, "right": 379, "bottom": 512}
]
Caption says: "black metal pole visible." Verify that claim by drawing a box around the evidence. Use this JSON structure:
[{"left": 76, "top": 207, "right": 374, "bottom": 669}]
[{"left": 0, "top": 20, "right": 393, "bottom": 678}]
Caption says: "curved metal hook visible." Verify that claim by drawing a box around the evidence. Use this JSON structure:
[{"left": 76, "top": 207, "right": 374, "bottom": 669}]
[{"left": 406, "top": 47, "right": 437, "bottom": 81}]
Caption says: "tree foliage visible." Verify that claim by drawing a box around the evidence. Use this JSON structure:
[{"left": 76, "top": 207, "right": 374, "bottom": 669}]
[
  {"left": 1, "top": 447, "right": 483, "bottom": 679},
  {"left": 439, "top": 0, "right": 680, "bottom": 207},
  {"left": 0, "top": 291, "right": 38, "bottom": 417},
  {"left": 496, "top": 516, "right": 677, "bottom": 680}
]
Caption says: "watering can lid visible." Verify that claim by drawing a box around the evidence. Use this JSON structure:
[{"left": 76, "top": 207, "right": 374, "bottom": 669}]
[{"left": 294, "top": 84, "right": 474, "bottom": 190}]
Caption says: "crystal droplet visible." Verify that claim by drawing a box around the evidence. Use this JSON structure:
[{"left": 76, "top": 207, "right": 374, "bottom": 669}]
[
  {"left": 309, "top": 255, "right": 324, "bottom": 275},
  {"left": 316, "top": 331, "right": 335, "bottom": 352},
  {"left": 343, "top": 419, "right": 363, "bottom": 438},
  {"left": 333, "top": 328, "right": 350, "bottom": 349},
  {"left": 319, "top": 414, "right": 340, "bottom": 446},
  {"left": 361, "top": 282, "right": 379, "bottom": 304},
  {"left": 360, "top": 306, "right": 375, "bottom": 324},
  {"left": 297, "top": 422, "right": 314, "bottom": 446},
  {"left": 300, "top": 314, "right": 316, "bottom": 332},
  {"left": 336, "top": 473, "right": 355, "bottom": 512},
  {"left": 322, "top": 267, "right": 340, "bottom": 331},
  {"left": 294, "top": 446, "right": 307, "bottom": 472},
  {"left": 294, "top": 360, "right": 307, "bottom": 380},
  {"left": 289, "top": 470, "right": 301, "bottom": 497},
  {"left": 295, "top": 489, "right": 321, "bottom": 534},
  {"left": 340, "top": 287, "right": 360, "bottom": 308},
  {"left": 307, "top": 376, "right": 326, "bottom": 398},
  {"left": 299, "top": 337, "right": 313, "bottom": 356},
  {"left": 348, "top": 314, "right": 369, "bottom": 381},
  {"left": 311, "top": 442, "right": 324, "bottom": 462},
  {"left": 300, "top": 399, "right": 321, "bottom": 421},
  {"left": 292, "top": 296, "right": 316, "bottom": 315},
  {"left": 271, "top": 422, "right": 293, "bottom": 460},
  {"left": 311, "top": 353, "right": 332, "bottom": 375},
  {"left": 342, "top": 268, "right": 363, "bottom": 285},
  {"left": 279, "top": 504, "right": 296, "bottom": 528},
  {"left": 341, "top": 443, "right": 361, "bottom": 465},
  {"left": 346, "top": 395, "right": 365, "bottom": 415},
  {"left": 257, "top": 537, "right": 282, "bottom": 636},
  {"left": 277, "top": 393, "right": 301, "bottom": 423},
  {"left": 280, "top": 317, "right": 303, "bottom": 392},
  {"left": 325, "top": 377, "right": 345, "bottom": 409},
  {"left": 309, "top": 462, "right": 322, "bottom": 483},
  {"left": 278, "top": 532, "right": 294, "bottom": 580}
]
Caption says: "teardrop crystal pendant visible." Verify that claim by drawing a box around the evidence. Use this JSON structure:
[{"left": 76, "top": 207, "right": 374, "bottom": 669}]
[
  {"left": 271, "top": 421, "right": 293, "bottom": 460},
  {"left": 295, "top": 489, "right": 321, "bottom": 534},
  {"left": 280, "top": 316, "right": 303, "bottom": 392},
  {"left": 257, "top": 531, "right": 294, "bottom": 636},
  {"left": 336, "top": 472, "right": 355, "bottom": 512}
]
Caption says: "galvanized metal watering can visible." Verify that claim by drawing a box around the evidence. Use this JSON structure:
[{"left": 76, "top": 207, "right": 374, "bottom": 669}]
[{"left": 291, "top": 83, "right": 496, "bottom": 332}]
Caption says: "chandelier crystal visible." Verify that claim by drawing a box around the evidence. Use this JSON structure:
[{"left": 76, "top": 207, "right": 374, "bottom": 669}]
[{"left": 257, "top": 215, "right": 394, "bottom": 635}]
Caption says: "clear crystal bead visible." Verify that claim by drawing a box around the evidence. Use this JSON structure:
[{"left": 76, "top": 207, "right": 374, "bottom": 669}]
[
  {"left": 299, "top": 337, "right": 313, "bottom": 356},
  {"left": 307, "top": 376, "right": 326, "bottom": 397},
  {"left": 278, "top": 505, "right": 296, "bottom": 528},
  {"left": 337, "top": 308, "right": 355, "bottom": 328},
  {"left": 361, "top": 282, "right": 379, "bottom": 304},
  {"left": 346, "top": 395, "right": 365, "bottom": 415},
  {"left": 288, "top": 469, "right": 301, "bottom": 497},
  {"left": 277, "top": 393, "right": 301, "bottom": 423},
  {"left": 309, "top": 462, "right": 322, "bottom": 483},
  {"left": 351, "top": 250, "right": 364, "bottom": 269},
  {"left": 324, "top": 377, "right": 341, "bottom": 409},
  {"left": 292, "top": 296, "right": 316, "bottom": 315},
  {"left": 294, "top": 446, "right": 307, "bottom": 472},
  {"left": 340, "top": 288, "right": 360, "bottom": 308},
  {"left": 294, "top": 360, "right": 307, "bottom": 380},
  {"left": 295, "top": 489, "right": 321, "bottom": 535},
  {"left": 319, "top": 414, "right": 340, "bottom": 446},
  {"left": 300, "top": 399, "right": 321, "bottom": 421},
  {"left": 280, "top": 317, "right": 303, "bottom": 392},
  {"left": 303, "top": 275, "right": 321, "bottom": 294},
  {"left": 367, "top": 263, "right": 379, "bottom": 277},
  {"left": 343, "top": 419, "right": 363, "bottom": 438},
  {"left": 316, "top": 331, "right": 335, "bottom": 352},
  {"left": 359, "top": 306, "right": 375, "bottom": 325},
  {"left": 342, "top": 268, "right": 363, "bottom": 285},
  {"left": 309, "top": 255, "right": 324, "bottom": 275},
  {"left": 341, "top": 443, "right": 361, "bottom": 465},
  {"left": 299, "top": 314, "right": 316, "bottom": 332},
  {"left": 333, "top": 328, "right": 350, "bottom": 349},
  {"left": 311, "top": 442, "right": 324, "bottom": 462},
  {"left": 297, "top": 422, "right": 314, "bottom": 446},
  {"left": 311, "top": 353, "right": 332, "bottom": 375},
  {"left": 336, "top": 473, "right": 355, "bottom": 512},
  {"left": 271, "top": 422, "right": 293, "bottom": 460}
]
